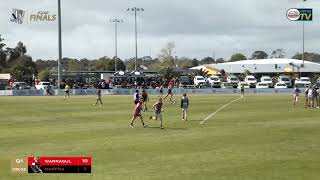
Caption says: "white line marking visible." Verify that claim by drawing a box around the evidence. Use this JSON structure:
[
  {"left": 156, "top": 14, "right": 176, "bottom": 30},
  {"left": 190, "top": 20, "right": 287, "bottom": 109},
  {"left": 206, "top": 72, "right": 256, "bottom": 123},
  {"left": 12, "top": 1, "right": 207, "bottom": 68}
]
[
  {"left": 204, "top": 121, "right": 320, "bottom": 125},
  {"left": 200, "top": 97, "right": 242, "bottom": 125}
]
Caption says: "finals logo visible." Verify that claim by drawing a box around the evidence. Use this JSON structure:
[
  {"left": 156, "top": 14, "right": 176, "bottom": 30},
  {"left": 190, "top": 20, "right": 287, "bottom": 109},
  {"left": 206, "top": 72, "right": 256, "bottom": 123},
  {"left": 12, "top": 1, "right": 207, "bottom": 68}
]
[
  {"left": 10, "top": 9, "right": 57, "bottom": 24},
  {"left": 30, "top": 11, "right": 57, "bottom": 22},
  {"left": 10, "top": 8, "right": 25, "bottom": 24}
]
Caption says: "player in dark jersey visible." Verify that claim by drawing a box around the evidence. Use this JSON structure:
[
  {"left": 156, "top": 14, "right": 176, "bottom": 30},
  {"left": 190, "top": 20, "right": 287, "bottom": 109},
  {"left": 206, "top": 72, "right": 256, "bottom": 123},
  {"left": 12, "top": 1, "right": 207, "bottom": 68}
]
[
  {"left": 133, "top": 90, "right": 140, "bottom": 105},
  {"left": 141, "top": 90, "right": 149, "bottom": 111},
  {"left": 164, "top": 84, "right": 175, "bottom": 104},
  {"left": 316, "top": 87, "right": 320, "bottom": 108},
  {"left": 149, "top": 98, "right": 164, "bottom": 129},
  {"left": 181, "top": 93, "right": 189, "bottom": 121},
  {"left": 304, "top": 87, "right": 310, "bottom": 108},
  {"left": 159, "top": 85, "right": 164, "bottom": 97},
  {"left": 94, "top": 89, "right": 103, "bottom": 106},
  {"left": 130, "top": 98, "right": 148, "bottom": 128}
]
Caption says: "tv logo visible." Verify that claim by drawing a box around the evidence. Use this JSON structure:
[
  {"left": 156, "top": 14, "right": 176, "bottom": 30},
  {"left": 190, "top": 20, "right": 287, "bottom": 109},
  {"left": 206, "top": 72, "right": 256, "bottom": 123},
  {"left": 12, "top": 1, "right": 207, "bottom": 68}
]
[
  {"left": 287, "top": 8, "right": 312, "bottom": 21},
  {"left": 10, "top": 8, "right": 25, "bottom": 24}
]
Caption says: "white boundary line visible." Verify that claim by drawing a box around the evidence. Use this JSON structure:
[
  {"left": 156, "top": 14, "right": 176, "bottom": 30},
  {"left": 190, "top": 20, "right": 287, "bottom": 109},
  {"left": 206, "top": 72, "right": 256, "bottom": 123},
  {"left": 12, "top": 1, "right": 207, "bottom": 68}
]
[
  {"left": 200, "top": 97, "right": 242, "bottom": 125},
  {"left": 203, "top": 122, "right": 320, "bottom": 125}
]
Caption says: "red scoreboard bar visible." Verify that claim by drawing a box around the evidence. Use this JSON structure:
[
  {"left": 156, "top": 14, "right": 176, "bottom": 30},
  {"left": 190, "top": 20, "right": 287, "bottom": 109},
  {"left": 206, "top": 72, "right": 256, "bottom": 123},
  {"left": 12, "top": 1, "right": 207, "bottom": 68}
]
[{"left": 28, "top": 157, "right": 92, "bottom": 173}]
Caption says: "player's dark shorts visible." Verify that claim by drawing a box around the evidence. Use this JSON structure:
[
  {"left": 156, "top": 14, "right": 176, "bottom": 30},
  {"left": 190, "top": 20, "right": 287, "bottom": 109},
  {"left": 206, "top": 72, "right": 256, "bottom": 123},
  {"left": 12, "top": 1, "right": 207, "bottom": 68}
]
[
  {"left": 160, "top": 89, "right": 163, "bottom": 94},
  {"left": 65, "top": 90, "right": 70, "bottom": 94},
  {"left": 167, "top": 89, "right": 172, "bottom": 94},
  {"left": 134, "top": 101, "right": 139, "bottom": 104},
  {"left": 241, "top": 89, "right": 244, "bottom": 93},
  {"left": 134, "top": 112, "right": 141, "bottom": 118}
]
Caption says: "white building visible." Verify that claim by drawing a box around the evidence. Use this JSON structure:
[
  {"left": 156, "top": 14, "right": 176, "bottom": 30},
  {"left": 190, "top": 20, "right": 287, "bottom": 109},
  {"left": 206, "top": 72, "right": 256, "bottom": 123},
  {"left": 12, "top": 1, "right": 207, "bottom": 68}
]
[{"left": 191, "top": 59, "right": 320, "bottom": 74}]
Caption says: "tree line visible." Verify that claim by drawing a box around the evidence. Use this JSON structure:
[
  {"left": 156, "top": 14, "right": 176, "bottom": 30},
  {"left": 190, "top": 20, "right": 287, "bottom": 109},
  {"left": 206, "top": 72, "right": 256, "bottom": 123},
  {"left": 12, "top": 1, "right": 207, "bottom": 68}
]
[{"left": 1, "top": 36, "right": 320, "bottom": 81}]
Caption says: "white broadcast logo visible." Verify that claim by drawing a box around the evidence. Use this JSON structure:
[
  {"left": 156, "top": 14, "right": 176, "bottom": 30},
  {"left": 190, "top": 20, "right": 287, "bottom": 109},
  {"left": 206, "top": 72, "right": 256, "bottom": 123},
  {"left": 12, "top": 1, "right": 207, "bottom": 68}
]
[{"left": 287, "top": 8, "right": 300, "bottom": 21}]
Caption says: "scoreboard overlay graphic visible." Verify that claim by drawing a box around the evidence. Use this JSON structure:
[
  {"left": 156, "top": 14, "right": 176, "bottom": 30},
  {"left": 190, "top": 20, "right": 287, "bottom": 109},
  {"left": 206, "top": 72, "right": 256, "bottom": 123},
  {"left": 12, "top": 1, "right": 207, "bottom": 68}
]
[{"left": 27, "top": 157, "right": 92, "bottom": 173}]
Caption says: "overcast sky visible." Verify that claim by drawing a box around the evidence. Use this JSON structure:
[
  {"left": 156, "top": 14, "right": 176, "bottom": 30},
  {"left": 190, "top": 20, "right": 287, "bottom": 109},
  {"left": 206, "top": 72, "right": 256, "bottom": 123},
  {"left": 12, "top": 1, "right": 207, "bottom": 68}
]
[{"left": 0, "top": 0, "right": 319, "bottom": 61}]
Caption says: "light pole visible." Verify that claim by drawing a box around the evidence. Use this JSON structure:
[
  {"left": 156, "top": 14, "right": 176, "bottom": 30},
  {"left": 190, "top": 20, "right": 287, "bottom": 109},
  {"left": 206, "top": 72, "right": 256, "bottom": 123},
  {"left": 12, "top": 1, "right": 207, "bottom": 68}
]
[
  {"left": 57, "top": 0, "right": 62, "bottom": 89},
  {"left": 302, "top": 0, "right": 306, "bottom": 65},
  {"left": 302, "top": 19, "right": 305, "bottom": 65},
  {"left": 127, "top": 7, "right": 144, "bottom": 71},
  {"left": 110, "top": 19, "right": 123, "bottom": 72}
]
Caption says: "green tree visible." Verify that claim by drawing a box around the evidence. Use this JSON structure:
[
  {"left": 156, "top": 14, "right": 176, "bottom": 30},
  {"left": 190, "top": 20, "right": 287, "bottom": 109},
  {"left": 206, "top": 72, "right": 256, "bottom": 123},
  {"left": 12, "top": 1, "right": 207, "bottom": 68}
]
[
  {"left": 106, "top": 58, "right": 126, "bottom": 71},
  {"left": 292, "top": 52, "right": 320, "bottom": 63},
  {"left": 15, "top": 41, "right": 27, "bottom": 56},
  {"left": 191, "top": 58, "right": 199, "bottom": 67},
  {"left": 38, "top": 69, "right": 51, "bottom": 81},
  {"left": 148, "top": 61, "right": 166, "bottom": 71},
  {"left": 251, "top": 51, "right": 268, "bottom": 59},
  {"left": 11, "top": 64, "right": 33, "bottom": 81},
  {"left": 216, "top": 58, "right": 225, "bottom": 63},
  {"left": 270, "top": 49, "right": 285, "bottom": 58},
  {"left": 0, "top": 35, "right": 6, "bottom": 69},
  {"left": 66, "top": 59, "right": 81, "bottom": 71},
  {"left": 35, "top": 59, "right": 57, "bottom": 72},
  {"left": 230, "top": 53, "right": 247, "bottom": 62},
  {"left": 176, "top": 57, "right": 193, "bottom": 69},
  {"left": 244, "top": 70, "right": 251, "bottom": 75},
  {"left": 200, "top": 57, "right": 215, "bottom": 65},
  {"left": 15, "top": 55, "right": 37, "bottom": 74},
  {"left": 95, "top": 57, "right": 109, "bottom": 71},
  {"left": 0, "top": 35, "right": 5, "bottom": 50},
  {"left": 160, "top": 67, "right": 180, "bottom": 80}
]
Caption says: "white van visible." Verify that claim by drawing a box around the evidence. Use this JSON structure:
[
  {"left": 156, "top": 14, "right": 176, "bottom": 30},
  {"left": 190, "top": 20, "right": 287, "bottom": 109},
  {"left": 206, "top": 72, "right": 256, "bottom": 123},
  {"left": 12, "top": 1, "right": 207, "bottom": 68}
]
[
  {"left": 35, "top": 82, "right": 52, "bottom": 90},
  {"left": 208, "top": 75, "right": 221, "bottom": 88},
  {"left": 227, "top": 75, "right": 239, "bottom": 87},
  {"left": 296, "top": 77, "right": 311, "bottom": 87},
  {"left": 278, "top": 75, "right": 292, "bottom": 88},
  {"left": 193, "top": 76, "right": 206, "bottom": 86},
  {"left": 260, "top": 76, "right": 273, "bottom": 88},
  {"left": 245, "top": 75, "right": 257, "bottom": 88}
]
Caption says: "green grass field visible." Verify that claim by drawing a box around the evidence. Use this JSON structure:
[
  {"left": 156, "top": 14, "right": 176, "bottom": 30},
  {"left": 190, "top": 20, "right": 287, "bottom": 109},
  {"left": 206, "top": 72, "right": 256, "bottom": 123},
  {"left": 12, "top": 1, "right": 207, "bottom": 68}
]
[{"left": 1, "top": 94, "right": 320, "bottom": 180}]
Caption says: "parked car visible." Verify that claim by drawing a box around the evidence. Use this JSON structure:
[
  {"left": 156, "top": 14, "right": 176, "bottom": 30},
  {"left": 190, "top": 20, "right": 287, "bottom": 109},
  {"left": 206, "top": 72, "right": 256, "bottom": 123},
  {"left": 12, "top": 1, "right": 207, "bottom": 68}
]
[
  {"left": 35, "top": 82, "right": 52, "bottom": 90},
  {"left": 12, "top": 82, "right": 31, "bottom": 90},
  {"left": 208, "top": 75, "right": 221, "bottom": 88},
  {"left": 260, "top": 76, "right": 273, "bottom": 88},
  {"left": 193, "top": 76, "right": 206, "bottom": 86},
  {"left": 256, "top": 82, "right": 269, "bottom": 89},
  {"left": 237, "top": 82, "right": 250, "bottom": 89},
  {"left": 295, "top": 77, "right": 311, "bottom": 87},
  {"left": 179, "top": 76, "right": 191, "bottom": 87},
  {"left": 278, "top": 75, "right": 292, "bottom": 88},
  {"left": 245, "top": 75, "right": 257, "bottom": 88},
  {"left": 221, "top": 82, "right": 233, "bottom": 89},
  {"left": 227, "top": 75, "right": 239, "bottom": 88},
  {"left": 275, "top": 82, "right": 288, "bottom": 89}
]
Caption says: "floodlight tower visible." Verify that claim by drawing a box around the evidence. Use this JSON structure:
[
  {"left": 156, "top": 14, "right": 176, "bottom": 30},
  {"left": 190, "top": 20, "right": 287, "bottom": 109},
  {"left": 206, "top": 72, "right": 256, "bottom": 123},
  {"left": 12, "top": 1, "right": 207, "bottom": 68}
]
[{"left": 127, "top": 7, "right": 144, "bottom": 71}]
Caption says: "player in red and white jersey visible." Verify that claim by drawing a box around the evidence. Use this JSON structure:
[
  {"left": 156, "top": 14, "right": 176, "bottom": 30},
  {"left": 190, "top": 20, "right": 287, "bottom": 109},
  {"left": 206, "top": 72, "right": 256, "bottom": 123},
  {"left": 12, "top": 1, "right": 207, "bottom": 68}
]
[{"left": 130, "top": 98, "right": 148, "bottom": 128}]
